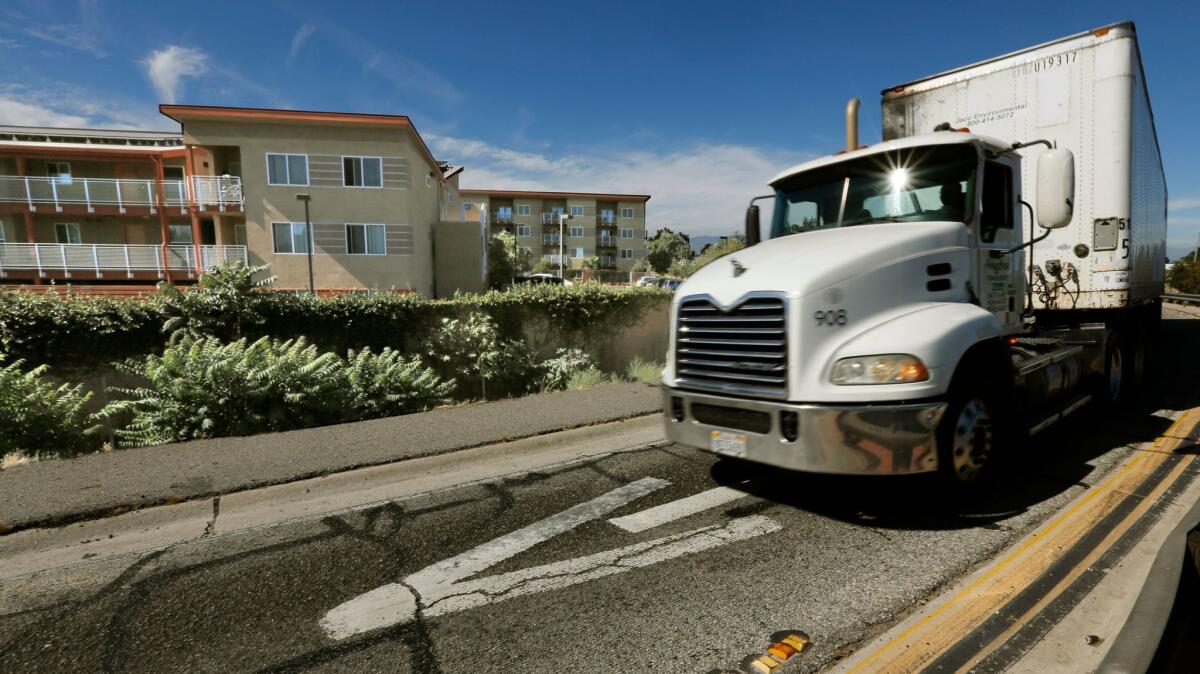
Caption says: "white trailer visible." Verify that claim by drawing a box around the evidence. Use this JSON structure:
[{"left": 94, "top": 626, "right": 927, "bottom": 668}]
[
  {"left": 882, "top": 21, "right": 1167, "bottom": 312},
  {"left": 660, "top": 22, "right": 1167, "bottom": 490}
]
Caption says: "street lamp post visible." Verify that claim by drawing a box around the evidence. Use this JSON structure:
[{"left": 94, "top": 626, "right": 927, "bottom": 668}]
[{"left": 296, "top": 193, "right": 315, "bottom": 296}]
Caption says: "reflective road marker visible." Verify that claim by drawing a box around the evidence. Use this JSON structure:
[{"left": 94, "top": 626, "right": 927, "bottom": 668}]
[
  {"left": 608, "top": 485, "right": 749, "bottom": 533},
  {"left": 320, "top": 478, "right": 781, "bottom": 641}
]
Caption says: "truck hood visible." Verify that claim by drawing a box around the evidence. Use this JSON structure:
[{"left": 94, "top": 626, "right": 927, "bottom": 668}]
[{"left": 679, "top": 221, "right": 969, "bottom": 305}]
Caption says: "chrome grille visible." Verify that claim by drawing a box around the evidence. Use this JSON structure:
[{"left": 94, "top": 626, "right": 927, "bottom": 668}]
[{"left": 675, "top": 294, "right": 787, "bottom": 398}]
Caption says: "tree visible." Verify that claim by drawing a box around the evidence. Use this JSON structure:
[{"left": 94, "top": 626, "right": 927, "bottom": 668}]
[
  {"left": 487, "top": 231, "right": 532, "bottom": 289},
  {"left": 531, "top": 258, "right": 555, "bottom": 273},
  {"left": 646, "top": 228, "right": 694, "bottom": 274},
  {"left": 581, "top": 256, "right": 600, "bottom": 269},
  {"left": 1168, "top": 259, "right": 1200, "bottom": 293},
  {"left": 670, "top": 236, "right": 746, "bottom": 278},
  {"left": 630, "top": 258, "right": 651, "bottom": 273}
]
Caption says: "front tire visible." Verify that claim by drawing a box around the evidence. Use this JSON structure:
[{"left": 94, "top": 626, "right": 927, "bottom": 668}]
[{"left": 935, "top": 359, "right": 1009, "bottom": 493}]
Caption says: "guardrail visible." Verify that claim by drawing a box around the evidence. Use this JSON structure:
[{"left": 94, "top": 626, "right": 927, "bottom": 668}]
[
  {"left": 0, "top": 243, "right": 247, "bottom": 278},
  {"left": 1163, "top": 293, "right": 1200, "bottom": 305}
]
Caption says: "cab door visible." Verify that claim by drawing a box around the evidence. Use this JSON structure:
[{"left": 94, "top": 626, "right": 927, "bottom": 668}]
[{"left": 975, "top": 156, "right": 1023, "bottom": 333}]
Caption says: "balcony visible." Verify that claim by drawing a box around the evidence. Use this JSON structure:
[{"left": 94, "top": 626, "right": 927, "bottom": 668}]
[
  {"left": 0, "top": 243, "right": 247, "bottom": 279},
  {"left": 597, "top": 216, "right": 617, "bottom": 227},
  {"left": 0, "top": 175, "right": 244, "bottom": 214},
  {"left": 597, "top": 236, "right": 617, "bottom": 248},
  {"left": 598, "top": 256, "right": 618, "bottom": 270},
  {"left": 541, "top": 212, "right": 567, "bottom": 224},
  {"left": 543, "top": 233, "right": 563, "bottom": 245}
]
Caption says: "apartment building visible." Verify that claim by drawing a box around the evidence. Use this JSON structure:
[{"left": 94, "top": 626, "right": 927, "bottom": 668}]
[
  {"left": 453, "top": 189, "right": 649, "bottom": 271},
  {"left": 0, "top": 104, "right": 650, "bottom": 294}
]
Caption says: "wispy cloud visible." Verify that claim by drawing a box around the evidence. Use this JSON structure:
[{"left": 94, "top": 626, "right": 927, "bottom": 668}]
[
  {"left": 21, "top": 0, "right": 106, "bottom": 57},
  {"left": 431, "top": 134, "right": 812, "bottom": 235},
  {"left": 141, "top": 45, "right": 208, "bottom": 103},
  {"left": 287, "top": 23, "right": 316, "bottom": 67},
  {"left": 0, "top": 98, "right": 89, "bottom": 127},
  {"left": 1169, "top": 197, "right": 1200, "bottom": 213},
  {"left": 0, "top": 83, "right": 175, "bottom": 130}
]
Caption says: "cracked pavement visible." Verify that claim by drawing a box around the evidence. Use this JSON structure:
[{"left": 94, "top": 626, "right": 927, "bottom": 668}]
[{"left": 0, "top": 314, "right": 1194, "bottom": 673}]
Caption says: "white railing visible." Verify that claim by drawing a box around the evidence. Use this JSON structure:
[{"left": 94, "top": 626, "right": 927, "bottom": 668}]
[
  {"left": 0, "top": 243, "right": 247, "bottom": 278},
  {"left": 0, "top": 175, "right": 243, "bottom": 212},
  {"left": 541, "top": 212, "right": 566, "bottom": 224},
  {"left": 191, "top": 175, "right": 244, "bottom": 211},
  {"left": 542, "top": 233, "right": 563, "bottom": 244},
  {"left": 598, "top": 235, "right": 617, "bottom": 246}
]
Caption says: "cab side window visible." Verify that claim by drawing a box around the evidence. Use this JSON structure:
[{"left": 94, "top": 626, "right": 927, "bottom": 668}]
[{"left": 980, "top": 161, "right": 1013, "bottom": 243}]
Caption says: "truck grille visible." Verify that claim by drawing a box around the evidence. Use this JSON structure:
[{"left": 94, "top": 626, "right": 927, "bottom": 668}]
[{"left": 675, "top": 294, "right": 788, "bottom": 398}]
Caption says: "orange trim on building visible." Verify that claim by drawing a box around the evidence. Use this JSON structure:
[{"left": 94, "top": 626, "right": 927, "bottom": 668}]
[
  {"left": 158, "top": 104, "right": 444, "bottom": 180},
  {"left": 459, "top": 188, "right": 651, "bottom": 202}
]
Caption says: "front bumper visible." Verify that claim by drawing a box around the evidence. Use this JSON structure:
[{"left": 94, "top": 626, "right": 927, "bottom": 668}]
[{"left": 661, "top": 386, "right": 947, "bottom": 475}]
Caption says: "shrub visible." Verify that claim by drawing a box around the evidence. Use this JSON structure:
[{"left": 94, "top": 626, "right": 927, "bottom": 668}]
[
  {"left": 0, "top": 290, "right": 163, "bottom": 371},
  {"left": 159, "top": 261, "right": 275, "bottom": 342},
  {"left": 624, "top": 357, "right": 663, "bottom": 386},
  {"left": 487, "top": 231, "right": 532, "bottom": 290},
  {"left": 567, "top": 368, "right": 612, "bottom": 390},
  {"left": 539, "top": 348, "right": 597, "bottom": 392},
  {"left": 106, "top": 336, "right": 347, "bottom": 446},
  {"left": 0, "top": 354, "right": 98, "bottom": 459},
  {"left": 423, "top": 313, "right": 539, "bottom": 400},
  {"left": 344, "top": 347, "right": 455, "bottom": 419}
]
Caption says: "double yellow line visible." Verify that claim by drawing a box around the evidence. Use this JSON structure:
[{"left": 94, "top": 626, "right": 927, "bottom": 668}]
[{"left": 845, "top": 408, "right": 1200, "bottom": 674}]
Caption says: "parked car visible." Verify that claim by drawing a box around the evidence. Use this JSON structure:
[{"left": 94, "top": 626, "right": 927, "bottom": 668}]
[
  {"left": 521, "top": 273, "right": 573, "bottom": 287},
  {"left": 660, "top": 278, "right": 682, "bottom": 291},
  {"left": 636, "top": 276, "right": 662, "bottom": 287}
]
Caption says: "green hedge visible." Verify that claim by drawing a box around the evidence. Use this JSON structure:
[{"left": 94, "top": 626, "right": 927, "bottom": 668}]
[{"left": 0, "top": 281, "right": 671, "bottom": 371}]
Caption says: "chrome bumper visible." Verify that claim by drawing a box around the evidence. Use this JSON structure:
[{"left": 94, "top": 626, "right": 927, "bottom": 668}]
[{"left": 661, "top": 386, "right": 947, "bottom": 475}]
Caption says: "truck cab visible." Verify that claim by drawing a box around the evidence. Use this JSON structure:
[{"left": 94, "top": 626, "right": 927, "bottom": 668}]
[{"left": 662, "top": 131, "right": 1082, "bottom": 486}]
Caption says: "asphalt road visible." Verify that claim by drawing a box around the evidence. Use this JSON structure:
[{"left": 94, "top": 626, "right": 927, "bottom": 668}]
[{"left": 2, "top": 313, "right": 1197, "bottom": 674}]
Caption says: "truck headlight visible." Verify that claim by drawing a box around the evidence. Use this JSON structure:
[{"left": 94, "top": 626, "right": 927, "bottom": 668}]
[{"left": 831, "top": 354, "right": 929, "bottom": 385}]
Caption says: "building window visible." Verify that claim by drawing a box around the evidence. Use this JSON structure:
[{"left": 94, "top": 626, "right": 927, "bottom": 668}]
[
  {"left": 496, "top": 206, "right": 513, "bottom": 221},
  {"left": 517, "top": 204, "right": 531, "bottom": 216},
  {"left": 163, "top": 166, "right": 185, "bottom": 181},
  {"left": 168, "top": 224, "right": 193, "bottom": 243},
  {"left": 571, "top": 247, "right": 584, "bottom": 259},
  {"left": 569, "top": 226, "right": 584, "bottom": 237},
  {"left": 272, "top": 222, "right": 309, "bottom": 254},
  {"left": 570, "top": 205, "right": 585, "bottom": 217},
  {"left": 346, "top": 224, "right": 387, "bottom": 255},
  {"left": 620, "top": 207, "right": 635, "bottom": 219},
  {"left": 46, "top": 162, "right": 71, "bottom": 181},
  {"left": 516, "top": 225, "right": 532, "bottom": 237},
  {"left": 620, "top": 228, "right": 634, "bottom": 239},
  {"left": 621, "top": 249, "right": 635, "bottom": 259},
  {"left": 519, "top": 246, "right": 532, "bottom": 255},
  {"left": 54, "top": 223, "right": 81, "bottom": 244},
  {"left": 343, "top": 156, "right": 383, "bottom": 187},
  {"left": 266, "top": 153, "right": 309, "bottom": 186}
]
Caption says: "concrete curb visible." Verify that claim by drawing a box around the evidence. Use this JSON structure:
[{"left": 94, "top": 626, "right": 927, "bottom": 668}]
[{"left": 0, "top": 382, "right": 663, "bottom": 534}]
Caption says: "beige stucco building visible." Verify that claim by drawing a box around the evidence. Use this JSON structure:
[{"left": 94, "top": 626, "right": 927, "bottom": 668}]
[
  {"left": 451, "top": 189, "right": 649, "bottom": 272},
  {"left": 0, "top": 105, "right": 650, "bottom": 295}
]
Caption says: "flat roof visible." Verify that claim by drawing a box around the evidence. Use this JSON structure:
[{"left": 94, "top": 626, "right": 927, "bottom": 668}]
[
  {"left": 0, "top": 124, "right": 182, "bottom": 147},
  {"left": 459, "top": 188, "right": 651, "bottom": 202},
  {"left": 159, "top": 104, "right": 443, "bottom": 178}
]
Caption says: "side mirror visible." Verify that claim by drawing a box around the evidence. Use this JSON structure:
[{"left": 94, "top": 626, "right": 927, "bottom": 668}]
[
  {"left": 1036, "top": 148, "right": 1075, "bottom": 229},
  {"left": 745, "top": 205, "right": 762, "bottom": 246}
]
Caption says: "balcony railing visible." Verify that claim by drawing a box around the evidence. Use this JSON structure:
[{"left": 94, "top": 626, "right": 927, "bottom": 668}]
[
  {"left": 0, "top": 175, "right": 244, "bottom": 213},
  {"left": 541, "top": 212, "right": 566, "bottom": 224},
  {"left": 597, "top": 216, "right": 617, "bottom": 226},
  {"left": 597, "top": 236, "right": 617, "bottom": 247},
  {"left": 543, "top": 233, "right": 563, "bottom": 245},
  {"left": 0, "top": 243, "right": 247, "bottom": 278}
]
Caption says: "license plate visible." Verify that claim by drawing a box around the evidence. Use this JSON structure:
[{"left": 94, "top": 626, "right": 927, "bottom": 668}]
[{"left": 710, "top": 431, "right": 748, "bottom": 458}]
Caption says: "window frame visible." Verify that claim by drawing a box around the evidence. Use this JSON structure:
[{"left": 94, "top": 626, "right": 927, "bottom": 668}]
[
  {"left": 571, "top": 247, "right": 584, "bottom": 259},
  {"left": 569, "top": 226, "right": 584, "bottom": 237},
  {"left": 620, "top": 228, "right": 634, "bottom": 239},
  {"left": 54, "top": 222, "right": 81, "bottom": 244},
  {"left": 570, "top": 205, "right": 585, "bottom": 217},
  {"left": 345, "top": 223, "right": 388, "bottom": 255},
  {"left": 46, "top": 161, "right": 72, "bottom": 179},
  {"left": 265, "top": 153, "right": 310, "bottom": 187},
  {"left": 516, "top": 204, "right": 532, "bottom": 216},
  {"left": 168, "top": 224, "right": 193, "bottom": 243},
  {"left": 980, "top": 160, "right": 1015, "bottom": 244},
  {"left": 516, "top": 225, "right": 532, "bottom": 237},
  {"left": 620, "top": 207, "right": 635, "bottom": 219},
  {"left": 271, "top": 221, "right": 310, "bottom": 255},
  {"left": 621, "top": 249, "right": 635, "bottom": 259},
  {"left": 341, "top": 155, "right": 384, "bottom": 188}
]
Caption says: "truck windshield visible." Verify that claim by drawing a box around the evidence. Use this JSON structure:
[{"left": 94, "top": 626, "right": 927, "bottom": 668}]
[{"left": 769, "top": 144, "right": 978, "bottom": 238}]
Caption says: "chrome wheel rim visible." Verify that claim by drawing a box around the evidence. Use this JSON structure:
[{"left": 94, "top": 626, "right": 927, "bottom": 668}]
[
  {"left": 1107, "top": 347, "right": 1123, "bottom": 402},
  {"left": 951, "top": 398, "right": 992, "bottom": 482}
]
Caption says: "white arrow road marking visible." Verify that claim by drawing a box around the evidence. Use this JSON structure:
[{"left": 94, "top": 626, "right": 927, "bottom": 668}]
[
  {"left": 320, "top": 479, "right": 781, "bottom": 641},
  {"left": 607, "top": 486, "right": 750, "bottom": 533}
]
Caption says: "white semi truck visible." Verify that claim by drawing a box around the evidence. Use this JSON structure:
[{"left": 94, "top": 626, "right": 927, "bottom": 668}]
[{"left": 661, "top": 22, "right": 1167, "bottom": 487}]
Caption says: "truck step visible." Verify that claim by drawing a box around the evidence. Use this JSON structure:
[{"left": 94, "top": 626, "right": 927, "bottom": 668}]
[{"left": 1026, "top": 394, "right": 1092, "bottom": 436}]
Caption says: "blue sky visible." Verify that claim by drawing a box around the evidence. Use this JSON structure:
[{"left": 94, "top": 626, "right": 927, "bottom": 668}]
[{"left": 2, "top": 0, "right": 1197, "bottom": 255}]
